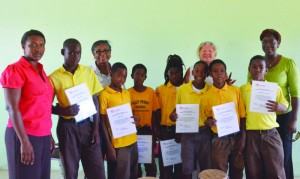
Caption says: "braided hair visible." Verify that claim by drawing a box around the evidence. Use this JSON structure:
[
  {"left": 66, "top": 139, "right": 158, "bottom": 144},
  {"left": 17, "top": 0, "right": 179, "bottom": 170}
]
[{"left": 164, "top": 54, "right": 185, "bottom": 85}]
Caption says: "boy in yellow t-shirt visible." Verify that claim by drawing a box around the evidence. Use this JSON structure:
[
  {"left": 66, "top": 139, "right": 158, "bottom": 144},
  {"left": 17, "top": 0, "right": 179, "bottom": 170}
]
[
  {"left": 128, "top": 64, "right": 160, "bottom": 177},
  {"left": 201, "top": 59, "right": 246, "bottom": 179},
  {"left": 241, "top": 55, "right": 288, "bottom": 179},
  {"left": 99, "top": 62, "right": 139, "bottom": 179},
  {"left": 170, "top": 61, "right": 212, "bottom": 179}
]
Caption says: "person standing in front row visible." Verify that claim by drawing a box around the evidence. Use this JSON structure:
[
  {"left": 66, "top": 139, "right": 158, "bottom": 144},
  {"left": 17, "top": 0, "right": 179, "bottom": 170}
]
[
  {"left": 169, "top": 61, "right": 212, "bottom": 179},
  {"left": 128, "top": 64, "right": 160, "bottom": 177},
  {"left": 242, "top": 55, "right": 288, "bottom": 179},
  {"left": 99, "top": 62, "right": 140, "bottom": 179},
  {"left": 1, "top": 29, "right": 54, "bottom": 179},
  {"left": 202, "top": 59, "right": 246, "bottom": 179},
  {"left": 156, "top": 54, "right": 185, "bottom": 179},
  {"left": 49, "top": 38, "right": 105, "bottom": 179}
]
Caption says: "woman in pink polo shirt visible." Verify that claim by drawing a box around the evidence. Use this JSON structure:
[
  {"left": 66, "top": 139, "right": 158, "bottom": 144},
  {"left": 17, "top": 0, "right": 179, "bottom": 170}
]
[{"left": 1, "top": 29, "right": 54, "bottom": 179}]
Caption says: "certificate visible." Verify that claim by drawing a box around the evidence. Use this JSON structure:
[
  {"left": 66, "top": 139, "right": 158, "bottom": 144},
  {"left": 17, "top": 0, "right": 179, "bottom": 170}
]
[
  {"left": 137, "top": 135, "right": 152, "bottom": 164},
  {"left": 160, "top": 139, "right": 182, "bottom": 166},
  {"left": 106, "top": 103, "right": 137, "bottom": 139},
  {"left": 250, "top": 80, "right": 277, "bottom": 114},
  {"left": 212, "top": 102, "right": 240, "bottom": 137},
  {"left": 176, "top": 104, "right": 199, "bottom": 133},
  {"left": 65, "top": 83, "right": 97, "bottom": 122}
]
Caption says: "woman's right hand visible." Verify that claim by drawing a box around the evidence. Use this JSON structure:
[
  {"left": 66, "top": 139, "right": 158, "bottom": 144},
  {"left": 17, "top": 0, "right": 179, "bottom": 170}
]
[
  {"left": 107, "top": 146, "right": 116, "bottom": 163},
  {"left": 20, "top": 140, "right": 35, "bottom": 165}
]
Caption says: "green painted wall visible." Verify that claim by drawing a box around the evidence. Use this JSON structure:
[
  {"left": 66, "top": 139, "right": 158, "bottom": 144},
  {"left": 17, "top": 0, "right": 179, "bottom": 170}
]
[{"left": 0, "top": 0, "right": 299, "bottom": 175}]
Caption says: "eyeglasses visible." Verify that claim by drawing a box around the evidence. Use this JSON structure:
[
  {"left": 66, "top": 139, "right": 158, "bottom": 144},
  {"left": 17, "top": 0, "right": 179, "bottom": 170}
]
[
  {"left": 94, "top": 50, "right": 111, "bottom": 55},
  {"left": 290, "top": 131, "right": 300, "bottom": 142}
]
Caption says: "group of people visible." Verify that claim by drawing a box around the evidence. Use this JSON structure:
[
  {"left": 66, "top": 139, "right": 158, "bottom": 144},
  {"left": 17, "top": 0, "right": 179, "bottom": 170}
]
[{"left": 0, "top": 28, "right": 299, "bottom": 179}]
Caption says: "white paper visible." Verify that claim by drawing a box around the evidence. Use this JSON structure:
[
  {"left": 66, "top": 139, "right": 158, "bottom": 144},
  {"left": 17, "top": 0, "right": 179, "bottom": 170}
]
[
  {"left": 176, "top": 104, "right": 199, "bottom": 133},
  {"left": 106, "top": 103, "right": 137, "bottom": 139},
  {"left": 65, "top": 83, "right": 97, "bottom": 122},
  {"left": 212, "top": 102, "right": 240, "bottom": 137},
  {"left": 250, "top": 80, "right": 277, "bottom": 114},
  {"left": 160, "top": 139, "right": 182, "bottom": 166},
  {"left": 137, "top": 135, "right": 152, "bottom": 164}
]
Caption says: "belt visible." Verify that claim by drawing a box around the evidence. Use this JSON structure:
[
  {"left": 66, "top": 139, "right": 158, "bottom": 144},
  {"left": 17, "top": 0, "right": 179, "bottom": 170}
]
[
  {"left": 160, "top": 125, "right": 175, "bottom": 132},
  {"left": 59, "top": 116, "right": 90, "bottom": 125},
  {"left": 247, "top": 128, "right": 277, "bottom": 134}
]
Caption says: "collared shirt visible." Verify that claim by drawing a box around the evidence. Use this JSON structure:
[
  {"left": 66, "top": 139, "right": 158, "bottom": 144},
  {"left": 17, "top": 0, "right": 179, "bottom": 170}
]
[
  {"left": 240, "top": 81, "right": 288, "bottom": 130},
  {"left": 176, "top": 81, "right": 210, "bottom": 127},
  {"left": 90, "top": 62, "right": 111, "bottom": 88},
  {"left": 201, "top": 83, "right": 246, "bottom": 134},
  {"left": 99, "top": 86, "right": 137, "bottom": 148},
  {"left": 156, "top": 82, "right": 181, "bottom": 126},
  {"left": 1, "top": 56, "right": 54, "bottom": 136},
  {"left": 49, "top": 64, "right": 103, "bottom": 119},
  {"left": 128, "top": 87, "right": 160, "bottom": 127}
]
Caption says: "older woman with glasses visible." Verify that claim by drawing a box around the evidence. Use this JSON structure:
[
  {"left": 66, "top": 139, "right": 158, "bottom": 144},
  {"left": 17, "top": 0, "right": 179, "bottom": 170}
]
[{"left": 249, "top": 29, "right": 300, "bottom": 179}]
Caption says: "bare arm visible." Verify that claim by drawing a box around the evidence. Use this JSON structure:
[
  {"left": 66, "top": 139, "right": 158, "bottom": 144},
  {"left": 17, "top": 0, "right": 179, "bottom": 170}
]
[
  {"left": 100, "top": 114, "right": 116, "bottom": 162},
  {"left": 183, "top": 67, "right": 191, "bottom": 83},
  {"left": 4, "top": 88, "right": 34, "bottom": 165},
  {"left": 91, "top": 94, "right": 100, "bottom": 148}
]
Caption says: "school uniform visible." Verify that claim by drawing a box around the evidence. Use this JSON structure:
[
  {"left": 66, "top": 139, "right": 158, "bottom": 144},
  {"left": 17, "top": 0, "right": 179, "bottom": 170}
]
[
  {"left": 176, "top": 81, "right": 212, "bottom": 175},
  {"left": 99, "top": 86, "right": 138, "bottom": 179},
  {"left": 128, "top": 87, "right": 160, "bottom": 177},
  {"left": 49, "top": 64, "right": 105, "bottom": 179},
  {"left": 201, "top": 83, "right": 246, "bottom": 179},
  {"left": 241, "top": 81, "right": 288, "bottom": 179}
]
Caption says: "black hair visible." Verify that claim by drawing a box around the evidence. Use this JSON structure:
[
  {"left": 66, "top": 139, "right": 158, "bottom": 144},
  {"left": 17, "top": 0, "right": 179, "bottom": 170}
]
[
  {"left": 91, "top": 40, "right": 111, "bottom": 52},
  {"left": 249, "top": 55, "right": 266, "bottom": 68},
  {"left": 21, "top": 29, "right": 45, "bottom": 45},
  {"left": 131, "top": 63, "right": 147, "bottom": 76},
  {"left": 63, "top": 38, "right": 81, "bottom": 49},
  {"left": 193, "top": 60, "right": 209, "bottom": 77},
  {"left": 209, "top": 59, "right": 227, "bottom": 72},
  {"left": 111, "top": 62, "right": 127, "bottom": 73},
  {"left": 164, "top": 54, "right": 185, "bottom": 85}
]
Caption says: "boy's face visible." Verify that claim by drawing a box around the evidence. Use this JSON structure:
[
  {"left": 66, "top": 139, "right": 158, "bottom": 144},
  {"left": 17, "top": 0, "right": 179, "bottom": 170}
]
[
  {"left": 132, "top": 68, "right": 146, "bottom": 87},
  {"left": 210, "top": 63, "right": 226, "bottom": 85},
  {"left": 249, "top": 59, "right": 267, "bottom": 81},
  {"left": 192, "top": 63, "right": 207, "bottom": 83},
  {"left": 111, "top": 68, "right": 127, "bottom": 88},
  {"left": 63, "top": 44, "right": 81, "bottom": 68},
  {"left": 93, "top": 43, "right": 111, "bottom": 64},
  {"left": 168, "top": 67, "right": 181, "bottom": 86}
]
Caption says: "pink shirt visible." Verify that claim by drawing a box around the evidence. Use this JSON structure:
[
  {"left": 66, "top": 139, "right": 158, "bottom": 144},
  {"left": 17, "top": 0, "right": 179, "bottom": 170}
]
[{"left": 1, "top": 56, "right": 54, "bottom": 136}]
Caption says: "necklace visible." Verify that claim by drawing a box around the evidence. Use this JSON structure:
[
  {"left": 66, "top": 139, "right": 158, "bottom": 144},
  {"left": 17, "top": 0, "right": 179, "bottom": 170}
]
[{"left": 268, "top": 55, "right": 280, "bottom": 68}]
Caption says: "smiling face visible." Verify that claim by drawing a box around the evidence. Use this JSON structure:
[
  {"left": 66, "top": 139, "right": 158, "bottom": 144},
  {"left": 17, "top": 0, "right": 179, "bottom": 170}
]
[
  {"left": 249, "top": 59, "right": 267, "bottom": 81},
  {"left": 110, "top": 68, "right": 127, "bottom": 89},
  {"left": 261, "top": 35, "right": 279, "bottom": 57},
  {"left": 210, "top": 63, "right": 226, "bottom": 88},
  {"left": 63, "top": 44, "right": 81, "bottom": 70},
  {"left": 198, "top": 44, "right": 216, "bottom": 65},
  {"left": 93, "top": 43, "right": 111, "bottom": 65},
  {"left": 22, "top": 35, "right": 45, "bottom": 62},
  {"left": 192, "top": 63, "right": 207, "bottom": 84}
]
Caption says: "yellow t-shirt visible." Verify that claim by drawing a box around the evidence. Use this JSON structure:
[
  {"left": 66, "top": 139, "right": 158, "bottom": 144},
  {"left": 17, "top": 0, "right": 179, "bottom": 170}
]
[
  {"left": 128, "top": 87, "right": 160, "bottom": 127},
  {"left": 99, "top": 86, "right": 137, "bottom": 148},
  {"left": 49, "top": 64, "right": 103, "bottom": 119},
  {"left": 240, "top": 81, "right": 289, "bottom": 130},
  {"left": 201, "top": 83, "right": 246, "bottom": 134},
  {"left": 156, "top": 82, "right": 179, "bottom": 126},
  {"left": 176, "top": 81, "right": 210, "bottom": 127}
]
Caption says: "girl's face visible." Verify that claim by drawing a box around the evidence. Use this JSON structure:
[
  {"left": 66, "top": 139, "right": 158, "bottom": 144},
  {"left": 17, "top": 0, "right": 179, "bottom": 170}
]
[
  {"left": 192, "top": 63, "right": 207, "bottom": 84},
  {"left": 93, "top": 43, "right": 111, "bottom": 64},
  {"left": 210, "top": 63, "right": 226, "bottom": 86},
  {"left": 132, "top": 68, "right": 146, "bottom": 88},
  {"left": 168, "top": 67, "right": 182, "bottom": 86},
  {"left": 198, "top": 44, "right": 216, "bottom": 65},
  {"left": 249, "top": 59, "right": 267, "bottom": 81}
]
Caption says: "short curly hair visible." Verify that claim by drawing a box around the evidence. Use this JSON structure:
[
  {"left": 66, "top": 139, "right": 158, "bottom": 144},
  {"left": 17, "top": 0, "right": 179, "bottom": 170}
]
[{"left": 260, "top": 29, "right": 281, "bottom": 44}]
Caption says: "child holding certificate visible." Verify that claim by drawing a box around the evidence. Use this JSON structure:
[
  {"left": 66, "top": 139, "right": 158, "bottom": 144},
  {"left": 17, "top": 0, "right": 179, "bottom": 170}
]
[
  {"left": 169, "top": 61, "right": 212, "bottom": 179},
  {"left": 240, "top": 55, "right": 288, "bottom": 179},
  {"left": 201, "top": 59, "right": 246, "bottom": 179},
  {"left": 99, "top": 62, "right": 140, "bottom": 179},
  {"left": 128, "top": 64, "right": 160, "bottom": 177},
  {"left": 156, "top": 54, "right": 185, "bottom": 179}
]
